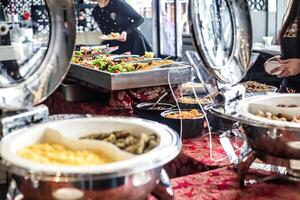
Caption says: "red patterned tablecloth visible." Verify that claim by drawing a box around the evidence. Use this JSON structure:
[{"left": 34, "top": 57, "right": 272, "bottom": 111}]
[
  {"left": 44, "top": 85, "right": 179, "bottom": 116},
  {"left": 45, "top": 91, "right": 244, "bottom": 178},
  {"left": 43, "top": 91, "right": 133, "bottom": 116},
  {"left": 172, "top": 166, "right": 300, "bottom": 200},
  {"left": 165, "top": 134, "right": 243, "bottom": 178}
]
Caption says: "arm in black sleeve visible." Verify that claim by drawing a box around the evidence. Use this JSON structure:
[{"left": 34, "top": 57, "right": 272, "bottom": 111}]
[{"left": 115, "top": 0, "right": 144, "bottom": 34}]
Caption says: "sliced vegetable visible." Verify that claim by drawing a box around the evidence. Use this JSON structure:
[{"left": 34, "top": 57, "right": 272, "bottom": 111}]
[{"left": 93, "top": 59, "right": 109, "bottom": 70}]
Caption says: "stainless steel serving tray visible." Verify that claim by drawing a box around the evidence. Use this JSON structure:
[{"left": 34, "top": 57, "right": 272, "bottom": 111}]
[{"left": 68, "top": 63, "right": 193, "bottom": 90}]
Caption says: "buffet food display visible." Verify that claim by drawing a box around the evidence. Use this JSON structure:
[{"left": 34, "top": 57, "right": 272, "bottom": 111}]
[
  {"left": 177, "top": 96, "right": 213, "bottom": 105},
  {"left": 68, "top": 50, "right": 192, "bottom": 90},
  {"left": 81, "top": 131, "right": 160, "bottom": 155},
  {"left": 243, "top": 81, "right": 277, "bottom": 93},
  {"left": 164, "top": 109, "right": 203, "bottom": 119},
  {"left": 2, "top": 0, "right": 300, "bottom": 199},
  {"left": 18, "top": 143, "right": 113, "bottom": 166},
  {"left": 240, "top": 94, "right": 300, "bottom": 124},
  {"left": 161, "top": 109, "right": 205, "bottom": 138},
  {"left": 255, "top": 110, "right": 300, "bottom": 122},
  {"left": 72, "top": 50, "right": 174, "bottom": 73},
  {"left": 0, "top": 117, "right": 181, "bottom": 200}
]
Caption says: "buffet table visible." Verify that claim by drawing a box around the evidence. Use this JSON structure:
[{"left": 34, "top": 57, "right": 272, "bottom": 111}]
[
  {"left": 164, "top": 134, "right": 243, "bottom": 178},
  {"left": 44, "top": 91, "right": 242, "bottom": 178},
  {"left": 171, "top": 167, "right": 300, "bottom": 200},
  {"left": 44, "top": 90, "right": 133, "bottom": 116},
  {"left": 167, "top": 136, "right": 300, "bottom": 200},
  {"left": 44, "top": 91, "right": 300, "bottom": 200}
]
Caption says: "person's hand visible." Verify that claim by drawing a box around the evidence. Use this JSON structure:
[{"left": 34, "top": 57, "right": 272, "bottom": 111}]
[
  {"left": 270, "top": 58, "right": 300, "bottom": 78},
  {"left": 117, "top": 31, "right": 127, "bottom": 42}
]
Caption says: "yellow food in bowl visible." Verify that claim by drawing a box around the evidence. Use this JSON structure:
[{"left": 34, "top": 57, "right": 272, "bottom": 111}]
[
  {"left": 178, "top": 97, "right": 212, "bottom": 105},
  {"left": 18, "top": 143, "right": 112, "bottom": 166},
  {"left": 165, "top": 109, "right": 203, "bottom": 119},
  {"left": 145, "top": 51, "right": 154, "bottom": 59}
]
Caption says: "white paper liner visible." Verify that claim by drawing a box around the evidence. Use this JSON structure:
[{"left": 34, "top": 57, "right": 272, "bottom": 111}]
[{"left": 42, "top": 128, "right": 134, "bottom": 162}]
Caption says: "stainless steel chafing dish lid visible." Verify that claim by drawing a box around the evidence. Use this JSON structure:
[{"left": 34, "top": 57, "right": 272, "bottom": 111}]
[
  {"left": 189, "top": 0, "right": 252, "bottom": 85},
  {"left": 0, "top": 0, "right": 76, "bottom": 111}
]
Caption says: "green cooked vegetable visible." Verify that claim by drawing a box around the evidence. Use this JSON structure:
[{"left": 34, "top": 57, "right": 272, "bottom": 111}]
[
  {"left": 93, "top": 59, "right": 109, "bottom": 70},
  {"left": 74, "top": 51, "right": 82, "bottom": 56},
  {"left": 125, "top": 64, "right": 136, "bottom": 72},
  {"left": 108, "top": 64, "right": 123, "bottom": 73},
  {"left": 71, "top": 57, "right": 78, "bottom": 63}
]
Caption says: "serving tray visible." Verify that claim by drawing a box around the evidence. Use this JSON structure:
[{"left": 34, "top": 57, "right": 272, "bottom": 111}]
[{"left": 68, "top": 63, "right": 193, "bottom": 90}]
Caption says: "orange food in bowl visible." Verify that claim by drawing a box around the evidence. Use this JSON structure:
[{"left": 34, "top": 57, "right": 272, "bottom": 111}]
[{"left": 165, "top": 109, "right": 203, "bottom": 119}]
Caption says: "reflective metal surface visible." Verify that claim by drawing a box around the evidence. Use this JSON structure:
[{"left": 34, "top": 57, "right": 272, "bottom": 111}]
[
  {"left": 187, "top": 0, "right": 300, "bottom": 187},
  {"left": 0, "top": 0, "right": 76, "bottom": 110},
  {"left": 0, "top": 105, "right": 49, "bottom": 137},
  {"left": 189, "top": 0, "right": 252, "bottom": 84},
  {"left": 69, "top": 62, "right": 193, "bottom": 90},
  {"left": 0, "top": 2, "right": 49, "bottom": 87},
  {"left": 242, "top": 125, "right": 300, "bottom": 159},
  {"left": 6, "top": 169, "right": 174, "bottom": 200},
  {"left": 1, "top": 117, "right": 181, "bottom": 199},
  {"left": 209, "top": 94, "right": 300, "bottom": 159},
  {"left": 219, "top": 128, "right": 300, "bottom": 187},
  {"left": 7, "top": 168, "right": 161, "bottom": 200}
]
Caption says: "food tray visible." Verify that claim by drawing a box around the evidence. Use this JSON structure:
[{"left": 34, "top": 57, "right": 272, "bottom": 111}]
[{"left": 68, "top": 63, "right": 193, "bottom": 90}]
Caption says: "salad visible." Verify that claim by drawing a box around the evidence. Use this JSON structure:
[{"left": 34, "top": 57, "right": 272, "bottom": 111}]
[
  {"left": 71, "top": 51, "right": 174, "bottom": 73},
  {"left": 92, "top": 56, "right": 136, "bottom": 73}
]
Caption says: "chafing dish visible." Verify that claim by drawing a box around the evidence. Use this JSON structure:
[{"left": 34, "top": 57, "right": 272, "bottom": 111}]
[
  {"left": 210, "top": 94, "right": 300, "bottom": 185},
  {"left": 0, "top": 0, "right": 181, "bottom": 199},
  {"left": 1, "top": 117, "right": 181, "bottom": 200},
  {"left": 184, "top": 0, "right": 300, "bottom": 187}
]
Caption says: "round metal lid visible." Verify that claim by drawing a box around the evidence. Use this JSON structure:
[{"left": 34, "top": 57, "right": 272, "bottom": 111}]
[
  {"left": 0, "top": 0, "right": 76, "bottom": 111},
  {"left": 189, "top": 0, "right": 252, "bottom": 84}
]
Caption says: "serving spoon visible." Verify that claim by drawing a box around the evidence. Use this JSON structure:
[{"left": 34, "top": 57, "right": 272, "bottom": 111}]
[{"left": 150, "top": 92, "right": 169, "bottom": 109}]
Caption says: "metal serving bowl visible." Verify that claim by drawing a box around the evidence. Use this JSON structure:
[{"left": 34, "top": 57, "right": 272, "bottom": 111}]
[
  {"left": 134, "top": 102, "right": 175, "bottom": 123},
  {"left": 241, "top": 124, "right": 300, "bottom": 160},
  {"left": 161, "top": 109, "right": 205, "bottom": 138},
  {"left": 210, "top": 94, "right": 300, "bottom": 161},
  {"left": 239, "top": 94, "right": 300, "bottom": 160},
  {"left": 0, "top": 117, "right": 181, "bottom": 200}
]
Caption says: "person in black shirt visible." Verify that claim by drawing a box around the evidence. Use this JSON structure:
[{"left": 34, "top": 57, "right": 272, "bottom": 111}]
[
  {"left": 269, "top": 0, "right": 300, "bottom": 93},
  {"left": 91, "top": 0, "right": 152, "bottom": 55}
]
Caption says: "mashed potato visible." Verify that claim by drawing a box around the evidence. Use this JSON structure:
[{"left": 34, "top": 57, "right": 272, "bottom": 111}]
[{"left": 18, "top": 143, "right": 112, "bottom": 166}]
